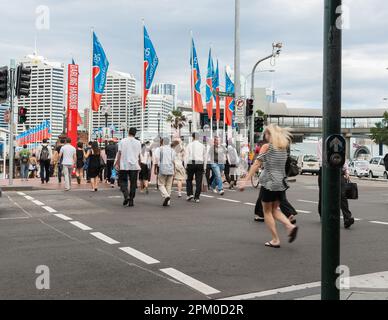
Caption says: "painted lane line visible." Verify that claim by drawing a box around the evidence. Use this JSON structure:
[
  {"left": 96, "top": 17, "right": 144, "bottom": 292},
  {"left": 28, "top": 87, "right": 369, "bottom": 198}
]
[
  {"left": 17, "top": 192, "right": 26, "bottom": 196},
  {"left": 24, "top": 196, "right": 34, "bottom": 201},
  {"left": 119, "top": 247, "right": 160, "bottom": 265},
  {"left": 90, "top": 232, "right": 120, "bottom": 245},
  {"left": 369, "top": 221, "right": 388, "bottom": 226},
  {"left": 54, "top": 214, "right": 73, "bottom": 221},
  {"left": 160, "top": 268, "right": 220, "bottom": 296},
  {"left": 244, "top": 202, "right": 256, "bottom": 206},
  {"left": 70, "top": 221, "right": 93, "bottom": 231},
  {"left": 220, "top": 282, "right": 321, "bottom": 300},
  {"left": 108, "top": 196, "right": 121, "bottom": 199},
  {"left": 297, "top": 199, "right": 318, "bottom": 204},
  {"left": 218, "top": 198, "right": 240, "bottom": 203},
  {"left": 340, "top": 217, "right": 362, "bottom": 221},
  {"left": 32, "top": 200, "right": 45, "bottom": 206},
  {"left": 201, "top": 194, "right": 215, "bottom": 198},
  {"left": 42, "top": 206, "right": 57, "bottom": 213},
  {"left": 0, "top": 217, "right": 30, "bottom": 220},
  {"left": 296, "top": 210, "right": 312, "bottom": 214}
]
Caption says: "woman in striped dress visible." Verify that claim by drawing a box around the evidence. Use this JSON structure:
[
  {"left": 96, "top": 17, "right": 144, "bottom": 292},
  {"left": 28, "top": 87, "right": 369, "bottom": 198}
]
[{"left": 240, "top": 124, "right": 298, "bottom": 248}]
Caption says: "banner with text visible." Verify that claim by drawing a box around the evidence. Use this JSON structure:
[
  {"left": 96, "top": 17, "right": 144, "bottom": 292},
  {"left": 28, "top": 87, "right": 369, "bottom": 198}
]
[
  {"left": 16, "top": 120, "right": 51, "bottom": 146},
  {"left": 66, "top": 64, "right": 79, "bottom": 147}
]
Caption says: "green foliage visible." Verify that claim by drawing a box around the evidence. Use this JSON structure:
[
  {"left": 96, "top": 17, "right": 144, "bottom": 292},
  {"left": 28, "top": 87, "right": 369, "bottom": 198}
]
[
  {"left": 166, "top": 110, "right": 187, "bottom": 136},
  {"left": 370, "top": 111, "right": 388, "bottom": 146}
]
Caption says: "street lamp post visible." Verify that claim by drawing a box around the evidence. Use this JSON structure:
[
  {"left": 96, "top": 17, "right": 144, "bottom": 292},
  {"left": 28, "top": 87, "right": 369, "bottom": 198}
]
[
  {"left": 249, "top": 43, "right": 282, "bottom": 148},
  {"left": 157, "top": 112, "right": 161, "bottom": 137}
]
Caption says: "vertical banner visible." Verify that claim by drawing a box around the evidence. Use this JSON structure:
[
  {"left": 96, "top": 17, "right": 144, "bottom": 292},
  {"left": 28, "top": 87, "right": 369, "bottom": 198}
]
[{"left": 67, "top": 64, "right": 79, "bottom": 147}]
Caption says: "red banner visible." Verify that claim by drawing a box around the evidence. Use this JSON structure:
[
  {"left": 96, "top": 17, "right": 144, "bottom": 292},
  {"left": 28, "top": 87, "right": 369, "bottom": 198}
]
[{"left": 66, "top": 64, "right": 79, "bottom": 147}]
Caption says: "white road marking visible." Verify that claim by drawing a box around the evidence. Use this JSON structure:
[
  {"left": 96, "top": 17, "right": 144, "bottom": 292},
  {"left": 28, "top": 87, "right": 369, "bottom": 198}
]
[
  {"left": 220, "top": 282, "right": 321, "bottom": 300},
  {"left": 24, "top": 196, "right": 34, "bottom": 201},
  {"left": 297, "top": 199, "right": 318, "bottom": 204},
  {"left": 0, "top": 217, "right": 30, "bottom": 220},
  {"left": 54, "top": 214, "right": 73, "bottom": 221},
  {"left": 160, "top": 268, "right": 220, "bottom": 295},
  {"left": 369, "top": 221, "right": 388, "bottom": 226},
  {"left": 17, "top": 192, "right": 26, "bottom": 196},
  {"left": 340, "top": 217, "right": 362, "bottom": 221},
  {"left": 201, "top": 194, "right": 215, "bottom": 198},
  {"left": 32, "top": 200, "right": 45, "bottom": 206},
  {"left": 108, "top": 196, "right": 121, "bottom": 198},
  {"left": 244, "top": 202, "right": 256, "bottom": 206},
  {"left": 218, "top": 198, "right": 240, "bottom": 203},
  {"left": 119, "top": 247, "right": 160, "bottom": 265},
  {"left": 42, "top": 206, "right": 57, "bottom": 213},
  {"left": 90, "top": 232, "right": 120, "bottom": 244},
  {"left": 70, "top": 221, "right": 93, "bottom": 231},
  {"left": 296, "top": 210, "right": 312, "bottom": 214}
]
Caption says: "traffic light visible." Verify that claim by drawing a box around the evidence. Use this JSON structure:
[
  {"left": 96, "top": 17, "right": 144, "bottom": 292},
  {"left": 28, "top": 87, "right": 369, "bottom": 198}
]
[
  {"left": 18, "top": 107, "right": 27, "bottom": 124},
  {"left": 246, "top": 98, "right": 254, "bottom": 116},
  {"left": 0, "top": 66, "right": 8, "bottom": 102},
  {"left": 254, "top": 117, "right": 264, "bottom": 133},
  {"left": 16, "top": 64, "right": 31, "bottom": 97}
]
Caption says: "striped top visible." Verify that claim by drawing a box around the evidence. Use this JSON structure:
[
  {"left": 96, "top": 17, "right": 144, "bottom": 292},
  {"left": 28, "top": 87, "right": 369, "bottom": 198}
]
[{"left": 258, "top": 144, "right": 288, "bottom": 191}]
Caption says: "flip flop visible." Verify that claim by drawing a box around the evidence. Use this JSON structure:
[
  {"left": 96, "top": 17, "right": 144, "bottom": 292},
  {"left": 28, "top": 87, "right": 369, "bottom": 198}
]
[
  {"left": 288, "top": 226, "right": 299, "bottom": 243},
  {"left": 265, "top": 242, "right": 280, "bottom": 248}
]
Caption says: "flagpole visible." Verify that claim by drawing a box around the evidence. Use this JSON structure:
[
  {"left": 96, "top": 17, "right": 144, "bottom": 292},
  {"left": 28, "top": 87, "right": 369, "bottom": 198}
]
[
  {"left": 190, "top": 31, "right": 197, "bottom": 134},
  {"left": 141, "top": 19, "right": 145, "bottom": 143},
  {"left": 210, "top": 44, "right": 213, "bottom": 140},
  {"left": 88, "top": 27, "right": 94, "bottom": 142}
]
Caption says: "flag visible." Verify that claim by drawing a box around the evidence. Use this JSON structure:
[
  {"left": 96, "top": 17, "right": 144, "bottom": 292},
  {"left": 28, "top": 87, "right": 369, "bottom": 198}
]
[
  {"left": 190, "top": 38, "right": 203, "bottom": 113},
  {"left": 206, "top": 48, "right": 213, "bottom": 119},
  {"left": 71, "top": 58, "right": 76, "bottom": 65},
  {"left": 225, "top": 70, "right": 235, "bottom": 126},
  {"left": 143, "top": 25, "right": 159, "bottom": 109},
  {"left": 91, "top": 32, "right": 109, "bottom": 112},
  {"left": 212, "top": 60, "right": 220, "bottom": 121},
  {"left": 77, "top": 111, "right": 83, "bottom": 125}
]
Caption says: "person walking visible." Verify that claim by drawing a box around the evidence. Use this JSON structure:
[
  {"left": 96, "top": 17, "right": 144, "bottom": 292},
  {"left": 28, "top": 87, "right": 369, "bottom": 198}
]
[
  {"left": 115, "top": 127, "right": 141, "bottom": 207},
  {"left": 28, "top": 153, "right": 38, "bottom": 179},
  {"left": 84, "top": 141, "right": 93, "bottom": 183},
  {"left": 54, "top": 139, "right": 65, "bottom": 183},
  {"left": 59, "top": 137, "right": 76, "bottom": 191},
  {"left": 37, "top": 139, "right": 53, "bottom": 184},
  {"left": 19, "top": 145, "right": 31, "bottom": 181},
  {"left": 185, "top": 132, "right": 206, "bottom": 203},
  {"left": 139, "top": 142, "right": 152, "bottom": 194},
  {"left": 154, "top": 137, "right": 176, "bottom": 206},
  {"left": 208, "top": 136, "right": 227, "bottom": 195},
  {"left": 105, "top": 140, "right": 118, "bottom": 187},
  {"left": 171, "top": 140, "right": 186, "bottom": 197},
  {"left": 85, "top": 141, "right": 102, "bottom": 191},
  {"left": 226, "top": 140, "right": 240, "bottom": 189},
  {"left": 239, "top": 124, "right": 298, "bottom": 248},
  {"left": 75, "top": 142, "right": 85, "bottom": 185}
]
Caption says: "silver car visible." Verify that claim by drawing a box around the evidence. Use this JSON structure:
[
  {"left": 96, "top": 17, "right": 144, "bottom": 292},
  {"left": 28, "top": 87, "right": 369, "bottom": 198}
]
[{"left": 349, "top": 160, "right": 369, "bottom": 178}]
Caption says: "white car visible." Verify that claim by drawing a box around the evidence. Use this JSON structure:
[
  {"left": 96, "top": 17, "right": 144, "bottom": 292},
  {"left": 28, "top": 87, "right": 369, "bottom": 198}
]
[
  {"left": 348, "top": 160, "right": 369, "bottom": 178},
  {"left": 368, "top": 156, "right": 388, "bottom": 179},
  {"left": 297, "top": 154, "right": 320, "bottom": 175}
]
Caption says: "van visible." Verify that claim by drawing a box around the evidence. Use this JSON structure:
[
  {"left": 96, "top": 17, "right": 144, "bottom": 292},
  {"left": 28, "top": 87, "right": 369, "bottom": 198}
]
[
  {"left": 297, "top": 154, "right": 320, "bottom": 175},
  {"left": 368, "top": 156, "right": 388, "bottom": 179}
]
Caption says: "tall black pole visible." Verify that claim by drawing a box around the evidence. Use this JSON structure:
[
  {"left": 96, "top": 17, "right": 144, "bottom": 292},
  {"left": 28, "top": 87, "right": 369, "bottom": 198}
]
[
  {"left": 322, "top": 0, "right": 342, "bottom": 300},
  {"left": 104, "top": 113, "right": 108, "bottom": 148}
]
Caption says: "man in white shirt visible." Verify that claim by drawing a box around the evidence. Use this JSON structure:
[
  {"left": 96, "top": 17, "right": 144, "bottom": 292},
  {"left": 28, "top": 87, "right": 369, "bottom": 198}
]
[
  {"left": 154, "top": 137, "right": 175, "bottom": 206},
  {"left": 115, "top": 127, "right": 141, "bottom": 207},
  {"left": 184, "top": 132, "right": 206, "bottom": 202},
  {"left": 59, "top": 137, "right": 76, "bottom": 191}
]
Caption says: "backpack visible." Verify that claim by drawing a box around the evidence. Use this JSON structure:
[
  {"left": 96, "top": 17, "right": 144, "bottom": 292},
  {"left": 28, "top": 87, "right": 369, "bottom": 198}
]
[
  {"left": 40, "top": 145, "right": 50, "bottom": 161},
  {"left": 384, "top": 154, "right": 388, "bottom": 171},
  {"left": 286, "top": 155, "right": 299, "bottom": 177},
  {"left": 20, "top": 151, "right": 29, "bottom": 164},
  {"left": 159, "top": 147, "right": 174, "bottom": 176}
]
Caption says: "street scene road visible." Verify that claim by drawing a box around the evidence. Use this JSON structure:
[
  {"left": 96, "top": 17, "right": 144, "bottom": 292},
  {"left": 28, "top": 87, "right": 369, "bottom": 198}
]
[{"left": 1, "top": 175, "right": 387, "bottom": 300}]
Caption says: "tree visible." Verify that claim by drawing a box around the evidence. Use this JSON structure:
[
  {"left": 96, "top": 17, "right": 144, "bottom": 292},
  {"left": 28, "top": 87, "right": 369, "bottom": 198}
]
[
  {"left": 370, "top": 111, "right": 388, "bottom": 146},
  {"left": 166, "top": 110, "right": 187, "bottom": 138}
]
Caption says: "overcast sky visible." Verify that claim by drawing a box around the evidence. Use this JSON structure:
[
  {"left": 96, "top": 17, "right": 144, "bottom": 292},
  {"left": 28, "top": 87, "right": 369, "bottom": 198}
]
[{"left": 1, "top": 0, "right": 388, "bottom": 111}]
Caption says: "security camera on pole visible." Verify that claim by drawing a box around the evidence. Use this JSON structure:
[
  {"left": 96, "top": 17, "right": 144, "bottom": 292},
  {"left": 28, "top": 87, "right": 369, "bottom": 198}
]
[{"left": 249, "top": 43, "right": 282, "bottom": 149}]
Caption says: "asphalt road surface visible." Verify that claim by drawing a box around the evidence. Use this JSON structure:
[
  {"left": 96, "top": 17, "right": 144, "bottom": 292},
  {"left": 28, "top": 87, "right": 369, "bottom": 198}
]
[{"left": 0, "top": 175, "right": 387, "bottom": 300}]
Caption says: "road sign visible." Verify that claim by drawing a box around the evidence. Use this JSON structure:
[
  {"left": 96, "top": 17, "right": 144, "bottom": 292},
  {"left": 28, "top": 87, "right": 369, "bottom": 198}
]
[
  {"left": 216, "top": 91, "right": 235, "bottom": 98},
  {"left": 235, "top": 97, "right": 245, "bottom": 124}
]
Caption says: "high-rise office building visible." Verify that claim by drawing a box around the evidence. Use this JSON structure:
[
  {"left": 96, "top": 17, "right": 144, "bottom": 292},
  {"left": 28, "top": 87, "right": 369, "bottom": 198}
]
[
  {"left": 129, "top": 94, "right": 174, "bottom": 141},
  {"left": 91, "top": 70, "right": 136, "bottom": 139},
  {"left": 83, "top": 108, "right": 90, "bottom": 133},
  {"left": 0, "top": 104, "right": 9, "bottom": 130},
  {"left": 16, "top": 53, "right": 65, "bottom": 143},
  {"left": 151, "top": 83, "right": 177, "bottom": 109}
]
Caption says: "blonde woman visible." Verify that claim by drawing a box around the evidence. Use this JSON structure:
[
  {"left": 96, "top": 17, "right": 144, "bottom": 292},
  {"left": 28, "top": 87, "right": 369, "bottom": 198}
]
[
  {"left": 171, "top": 140, "right": 186, "bottom": 197},
  {"left": 239, "top": 124, "right": 298, "bottom": 248}
]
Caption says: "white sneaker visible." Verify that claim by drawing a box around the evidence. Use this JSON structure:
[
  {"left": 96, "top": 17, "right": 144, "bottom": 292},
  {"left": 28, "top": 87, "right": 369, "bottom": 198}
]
[
  {"left": 178, "top": 192, "right": 182, "bottom": 198},
  {"left": 194, "top": 198, "right": 200, "bottom": 203},
  {"left": 186, "top": 195, "right": 194, "bottom": 201},
  {"left": 219, "top": 190, "right": 225, "bottom": 196},
  {"left": 212, "top": 188, "right": 218, "bottom": 194}
]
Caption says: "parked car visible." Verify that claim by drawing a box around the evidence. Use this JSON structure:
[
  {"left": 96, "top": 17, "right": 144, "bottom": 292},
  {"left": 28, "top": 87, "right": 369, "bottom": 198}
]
[
  {"left": 297, "top": 154, "right": 320, "bottom": 175},
  {"left": 348, "top": 160, "right": 369, "bottom": 177},
  {"left": 368, "top": 156, "right": 388, "bottom": 179}
]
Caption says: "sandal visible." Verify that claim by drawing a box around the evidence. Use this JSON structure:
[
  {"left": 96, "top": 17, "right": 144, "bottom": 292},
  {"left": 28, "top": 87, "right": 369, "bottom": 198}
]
[
  {"left": 265, "top": 241, "right": 280, "bottom": 248},
  {"left": 288, "top": 226, "right": 299, "bottom": 243}
]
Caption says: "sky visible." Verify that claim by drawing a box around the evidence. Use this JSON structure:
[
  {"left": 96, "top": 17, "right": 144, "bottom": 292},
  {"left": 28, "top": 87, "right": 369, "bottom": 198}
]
[{"left": 1, "top": 0, "right": 388, "bottom": 112}]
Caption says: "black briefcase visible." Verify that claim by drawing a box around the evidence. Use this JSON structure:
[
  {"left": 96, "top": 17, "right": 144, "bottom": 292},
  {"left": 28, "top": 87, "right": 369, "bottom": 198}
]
[{"left": 344, "top": 181, "right": 358, "bottom": 200}]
